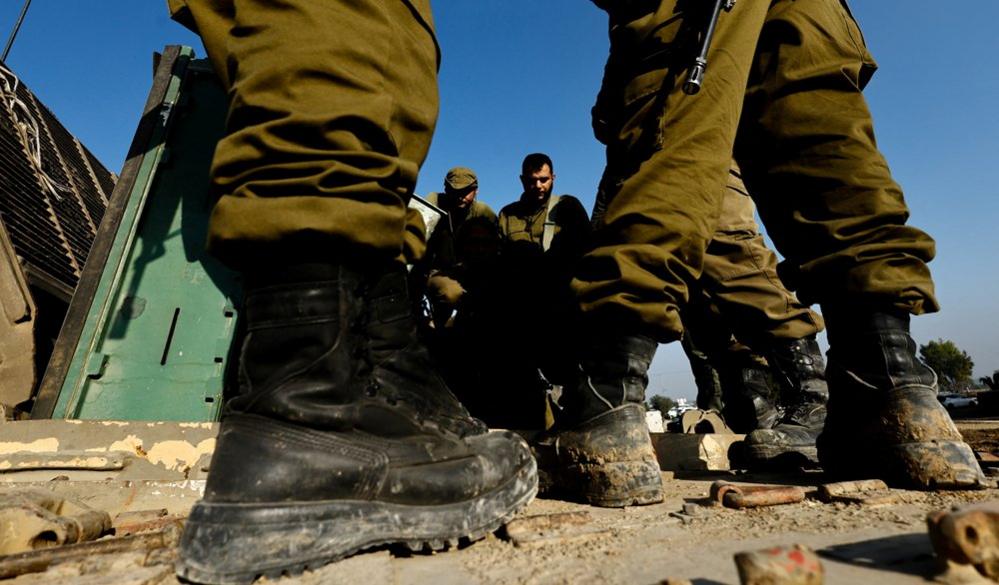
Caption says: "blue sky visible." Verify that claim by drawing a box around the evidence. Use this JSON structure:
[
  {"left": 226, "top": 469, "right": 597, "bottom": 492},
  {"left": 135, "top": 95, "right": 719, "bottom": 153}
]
[{"left": 3, "top": 1, "right": 997, "bottom": 401}]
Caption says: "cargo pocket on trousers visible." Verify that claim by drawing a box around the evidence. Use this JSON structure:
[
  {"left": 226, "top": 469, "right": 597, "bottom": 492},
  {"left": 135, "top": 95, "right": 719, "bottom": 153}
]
[
  {"left": 837, "top": 0, "right": 878, "bottom": 88},
  {"left": 608, "top": 67, "right": 672, "bottom": 159}
]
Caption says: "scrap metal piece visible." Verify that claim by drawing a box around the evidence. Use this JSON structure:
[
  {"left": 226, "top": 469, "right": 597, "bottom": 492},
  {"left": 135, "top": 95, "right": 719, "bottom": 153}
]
[
  {"left": 976, "top": 452, "right": 999, "bottom": 479},
  {"left": 735, "top": 544, "right": 824, "bottom": 585},
  {"left": 976, "top": 452, "right": 999, "bottom": 465},
  {"left": 818, "top": 479, "right": 899, "bottom": 506},
  {"left": 0, "top": 491, "right": 111, "bottom": 555},
  {"left": 0, "top": 523, "right": 181, "bottom": 579},
  {"left": 927, "top": 500, "right": 999, "bottom": 581},
  {"left": 711, "top": 481, "right": 805, "bottom": 509},
  {"left": 502, "top": 511, "right": 605, "bottom": 547},
  {"left": 112, "top": 509, "right": 180, "bottom": 536}
]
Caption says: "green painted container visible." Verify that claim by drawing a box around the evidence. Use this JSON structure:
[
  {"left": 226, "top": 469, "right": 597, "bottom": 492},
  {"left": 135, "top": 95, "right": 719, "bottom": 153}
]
[{"left": 34, "top": 46, "right": 238, "bottom": 421}]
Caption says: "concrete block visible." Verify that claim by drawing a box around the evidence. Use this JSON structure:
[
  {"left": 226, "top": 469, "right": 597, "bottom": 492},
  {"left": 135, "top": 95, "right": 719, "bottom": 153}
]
[{"left": 650, "top": 432, "right": 745, "bottom": 471}]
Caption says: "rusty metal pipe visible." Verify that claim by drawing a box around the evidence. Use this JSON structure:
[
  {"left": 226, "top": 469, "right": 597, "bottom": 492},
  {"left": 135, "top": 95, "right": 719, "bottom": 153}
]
[
  {"left": 711, "top": 481, "right": 805, "bottom": 509},
  {"left": 0, "top": 524, "right": 181, "bottom": 579}
]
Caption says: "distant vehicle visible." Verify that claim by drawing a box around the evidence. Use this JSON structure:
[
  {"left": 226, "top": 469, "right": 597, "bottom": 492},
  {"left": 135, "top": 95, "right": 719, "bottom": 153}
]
[
  {"left": 666, "top": 404, "right": 696, "bottom": 420},
  {"left": 938, "top": 393, "right": 978, "bottom": 409}
]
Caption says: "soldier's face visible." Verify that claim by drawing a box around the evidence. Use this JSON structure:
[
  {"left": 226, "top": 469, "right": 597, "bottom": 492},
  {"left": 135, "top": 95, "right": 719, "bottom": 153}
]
[
  {"left": 444, "top": 187, "right": 478, "bottom": 210},
  {"left": 521, "top": 165, "right": 554, "bottom": 203}
]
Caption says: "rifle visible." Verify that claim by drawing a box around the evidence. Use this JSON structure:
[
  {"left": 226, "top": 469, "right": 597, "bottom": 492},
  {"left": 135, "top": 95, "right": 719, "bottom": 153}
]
[{"left": 683, "top": 0, "right": 737, "bottom": 95}]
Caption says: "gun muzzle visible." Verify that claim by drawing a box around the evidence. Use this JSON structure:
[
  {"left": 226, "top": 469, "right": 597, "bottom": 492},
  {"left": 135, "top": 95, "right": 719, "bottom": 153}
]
[
  {"left": 683, "top": 0, "right": 736, "bottom": 96},
  {"left": 683, "top": 58, "right": 707, "bottom": 95}
]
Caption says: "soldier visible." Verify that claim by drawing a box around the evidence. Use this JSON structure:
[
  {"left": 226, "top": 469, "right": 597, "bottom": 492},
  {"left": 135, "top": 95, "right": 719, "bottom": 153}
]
[
  {"left": 596, "top": 162, "right": 827, "bottom": 462},
  {"left": 499, "top": 153, "right": 592, "bottom": 277},
  {"left": 166, "top": 2, "right": 536, "bottom": 583},
  {"left": 550, "top": 0, "right": 986, "bottom": 508},
  {"left": 496, "top": 153, "right": 592, "bottom": 421},
  {"left": 686, "top": 166, "right": 828, "bottom": 466},
  {"left": 414, "top": 167, "right": 498, "bottom": 328}
]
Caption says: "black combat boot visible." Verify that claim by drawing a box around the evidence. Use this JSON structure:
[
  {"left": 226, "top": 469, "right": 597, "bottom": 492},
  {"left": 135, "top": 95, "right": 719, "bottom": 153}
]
[
  {"left": 546, "top": 334, "right": 663, "bottom": 507},
  {"left": 745, "top": 336, "right": 828, "bottom": 467},
  {"left": 817, "top": 310, "right": 988, "bottom": 490},
  {"left": 720, "top": 364, "right": 780, "bottom": 434},
  {"left": 176, "top": 263, "right": 537, "bottom": 585}
]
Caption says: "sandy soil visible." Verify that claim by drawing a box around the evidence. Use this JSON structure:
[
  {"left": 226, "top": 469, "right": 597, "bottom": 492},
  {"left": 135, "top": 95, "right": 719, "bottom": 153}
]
[{"left": 5, "top": 420, "right": 998, "bottom": 585}]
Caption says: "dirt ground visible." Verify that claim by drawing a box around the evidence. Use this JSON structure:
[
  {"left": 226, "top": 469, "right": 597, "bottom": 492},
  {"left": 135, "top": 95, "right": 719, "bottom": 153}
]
[
  {"left": 3, "top": 416, "right": 998, "bottom": 585},
  {"left": 953, "top": 410, "right": 999, "bottom": 455}
]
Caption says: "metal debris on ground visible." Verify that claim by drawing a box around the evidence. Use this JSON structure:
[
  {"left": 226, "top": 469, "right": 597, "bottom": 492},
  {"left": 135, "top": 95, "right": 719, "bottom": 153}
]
[
  {"left": 734, "top": 544, "right": 824, "bottom": 585},
  {"left": 927, "top": 500, "right": 999, "bottom": 582},
  {"left": 502, "top": 511, "right": 606, "bottom": 547},
  {"left": 0, "top": 491, "right": 111, "bottom": 555},
  {"left": 111, "top": 508, "right": 184, "bottom": 536},
  {"left": 817, "top": 479, "right": 899, "bottom": 506},
  {"left": 711, "top": 481, "right": 805, "bottom": 509},
  {"left": 0, "top": 522, "right": 181, "bottom": 579},
  {"left": 976, "top": 452, "right": 999, "bottom": 478}
]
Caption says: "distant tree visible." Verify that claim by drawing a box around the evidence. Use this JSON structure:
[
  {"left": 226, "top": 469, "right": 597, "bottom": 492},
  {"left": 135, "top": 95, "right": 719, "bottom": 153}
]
[
  {"left": 919, "top": 339, "right": 975, "bottom": 390},
  {"left": 980, "top": 371, "right": 999, "bottom": 391},
  {"left": 647, "top": 395, "right": 677, "bottom": 413}
]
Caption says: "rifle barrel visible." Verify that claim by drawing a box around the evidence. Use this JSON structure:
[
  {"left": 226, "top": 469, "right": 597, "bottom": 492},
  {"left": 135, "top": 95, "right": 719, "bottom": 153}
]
[{"left": 683, "top": 0, "right": 733, "bottom": 95}]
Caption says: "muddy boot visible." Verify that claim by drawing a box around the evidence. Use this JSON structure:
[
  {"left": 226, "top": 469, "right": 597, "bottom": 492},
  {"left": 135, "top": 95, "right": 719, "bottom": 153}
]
[
  {"left": 720, "top": 365, "right": 780, "bottom": 434},
  {"left": 746, "top": 337, "right": 828, "bottom": 468},
  {"left": 817, "top": 310, "right": 987, "bottom": 490},
  {"left": 547, "top": 334, "right": 663, "bottom": 508},
  {"left": 176, "top": 263, "right": 537, "bottom": 585}
]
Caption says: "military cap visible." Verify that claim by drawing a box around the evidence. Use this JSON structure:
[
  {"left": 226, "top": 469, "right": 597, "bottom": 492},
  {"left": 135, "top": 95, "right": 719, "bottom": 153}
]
[{"left": 444, "top": 167, "right": 478, "bottom": 191}]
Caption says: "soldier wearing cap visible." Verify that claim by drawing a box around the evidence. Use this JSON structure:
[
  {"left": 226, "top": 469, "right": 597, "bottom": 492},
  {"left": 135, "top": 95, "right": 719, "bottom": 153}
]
[{"left": 418, "top": 167, "right": 498, "bottom": 327}]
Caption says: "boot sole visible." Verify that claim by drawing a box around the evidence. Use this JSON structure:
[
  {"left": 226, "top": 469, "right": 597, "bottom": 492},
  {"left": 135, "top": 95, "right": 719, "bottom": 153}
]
[
  {"left": 175, "top": 457, "right": 537, "bottom": 584},
  {"left": 558, "top": 459, "right": 664, "bottom": 508}
]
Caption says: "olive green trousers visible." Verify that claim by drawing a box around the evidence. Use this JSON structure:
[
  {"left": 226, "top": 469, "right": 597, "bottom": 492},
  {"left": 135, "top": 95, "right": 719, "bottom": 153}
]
[
  {"left": 168, "top": 0, "right": 437, "bottom": 268},
  {"left": 693, "top": 167, "right": 823, "bottom": 345},
  {"left": 576, "top": 0, "right": 938, "bottom": 342},
  {"left": 682, "top": 167, "right": 822, "bottom": 412}
]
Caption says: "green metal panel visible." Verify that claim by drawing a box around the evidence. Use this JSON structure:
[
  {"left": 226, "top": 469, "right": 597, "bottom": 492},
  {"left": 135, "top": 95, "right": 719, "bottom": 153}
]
[{"left": 47, "top": 47, "right": 237, "bottom": 421}]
